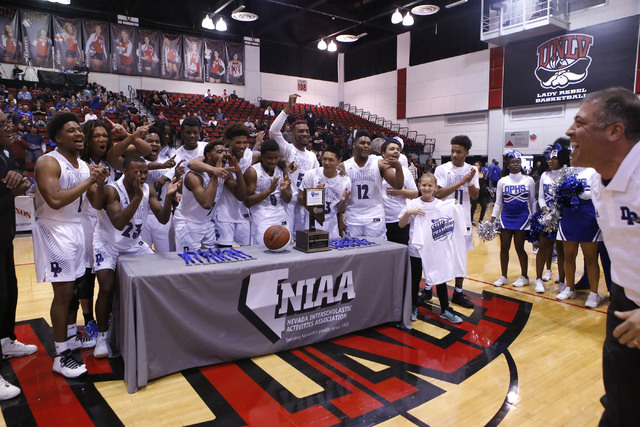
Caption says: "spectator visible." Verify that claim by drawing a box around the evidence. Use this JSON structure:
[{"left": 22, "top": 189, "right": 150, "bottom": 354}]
[
  {"left": 68, "top": 95, "right": 81, "bottom": 109},
  {"left": 21, "top": 125, "right": 45, "bottom": 164},
  {"left": 204, "top": 89, "right": 213, "bottom": 103},
  {"left": 83, "top": 108, "right": 97, "bottom": 123},
  {"left": 214, "top": 108, "right": 225, "bottom": 121},
  {"left": 90, "top": 95, "right": 101, "bottom": 111},
  {"left": 16, "top": 105, "right": 34, "bottom": 123},
  {"left": 17, "top": 86, "right": 31, "bottom": 101},
  {"left": 229, "top": 90, "right": 239, "bottom": 100},
  {"left": 221, "top": 89, "right": 228, "bottom": 102},
  {"left": 12, "top": 65, "right": 23, "bottom": 80},
  {"left": 264, "top": 105, "right": 275, "bottom": 117},
  {"left": 104, "top": 100, "right": 116, "bottom": 115}
]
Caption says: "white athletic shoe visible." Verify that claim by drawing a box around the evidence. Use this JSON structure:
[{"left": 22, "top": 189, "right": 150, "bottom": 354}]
[
  {"left": 66, "top": 334, "right": 96, "bottom": 351},
  {"left": 493, "top": 276, "right": 509, "bottom": 287},
  {"left": 541, "top": 270, "right": 553, "bottom": 282},
  {"left": 513, "top": 276, "right": 530, "bottom": 287},
  {"left": 53, "top": 350, "right": 87, "bottom": 378},
  {"left": 94, "top": 336, "right": 110, "bottom": 359},
  {"left": 585, "top": 292, "right": 605, "bottom": 308},
  {"left": 557, "top": 282, "right": 567, "bottom": 293},
  {"left": 0, "top": 375, "right": 20, "bottom": 400},
  {"left": 535, "top": 279, "right": 545, "bottom": 293},
  {"left": 1, "top": 338, "right": 37, "bottom": 359},
  {"left": 556, "top": 287, "right": 576, "bottom": 301}
]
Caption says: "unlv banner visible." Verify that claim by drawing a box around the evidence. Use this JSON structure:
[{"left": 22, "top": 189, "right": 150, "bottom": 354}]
[
  {"left": 503, "top": 15, "right": 639, "bottom": 108},
  {"left": 183, "top": 35, "right": 203, "bottom": 82},
  {"left": 83, "top": 20, "right": 110, "bottom": 73},
  {"left": 136, "top": 29, "right": 160, "bottom": 77},
  {"left": 21, "top": 10, "right": 52, "bottom": 68},
  {"left": 0, "top": 8, "right": 23, "bottom": 64},
  {"left": 111, "top": 23, "right": 137, "bottom": 75},
  {"left": 160, "top": 33, "right": 182, "bottom": 79},
  {"left": 226, "top": 42, "right": 244, "bottom": 85},
  {"left": 53, "top": 16, "right": 82, "bottom": 70}
]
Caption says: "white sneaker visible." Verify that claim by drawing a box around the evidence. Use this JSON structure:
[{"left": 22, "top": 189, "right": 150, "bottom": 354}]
[
  {"left": 557, "top": 282, "right": 567, "bottom": 293},
  {"left": 66, "top": 334, "right": 96, "bottom": 351},
  {"left": 53, "top": 350, "right": 87, "bottom": 378},
  {"left": 94, "top": 336, "right": 110, "bottom": 359},
  {"left": 1, "top": 338, "right": 37, "bottom": 358},
  {"left": 493, "top": 276, "right": 509, "bottom": 287},
  {"left": 541, "top": 270, "right": 553, "bottom": 281},
  {"left": 556, "top": 287, "right": 576, "bottom": 300},
  {"left": 513, "top": 276, "right": 530, "bottom": 287},
  {"left": 585, "top": 292, "right": 605, "bottom": 308},
  {"left": 0, "top": 375, "right": 20, "bottom": 400},
  {"left": 535, "top": 279, "right": 545, "bottom": 293}
]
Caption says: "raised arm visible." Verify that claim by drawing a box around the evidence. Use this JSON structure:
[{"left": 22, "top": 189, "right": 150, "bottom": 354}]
[
  {"left": 435, "top": 167, "right": 476, "bottom": 200},
  {"left": 104, "top": 181, "right": 143, "bottom": 230},
  {"left": 379, "top": 157, "right": 404, "bottom": 190},
  {"left": 149, "top": 176, "right": 181, "bottom": 224},
  {"left": 244, "top": 167, "right": 280, "bottom": 208}
]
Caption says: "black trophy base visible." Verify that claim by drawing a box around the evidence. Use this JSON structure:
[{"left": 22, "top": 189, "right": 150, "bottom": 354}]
[{"left": 294, "top": 229, "right": 331, "bottom": 253}]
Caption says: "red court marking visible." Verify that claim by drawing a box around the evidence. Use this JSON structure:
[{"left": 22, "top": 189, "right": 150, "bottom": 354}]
[
  {"left": 80, "top": 347, "right": 113, "bottom": 374},
  {"left": 476, "top": 293, "right": 520, "bottom": 323},
  {"left": 12, "top": 324, "right": 94, "bottom": 427},
  {"left": 200, "top": 362, "right": 340, "bottom": 426},
  {"left": 15, "top": 262, "right": 35, "bottom": 267},
  {"left": 305, "top": 347, "right": 418, "bottom": 403},
  {"left": 466, "top": 277, "right": 608, "bottom": 314},
  {"left": 292, "top": 349, "right": 383, "bottom": 419},
  {"left": 419, "top": 309, "right": 506, "bottom": 348},
  {"left": 334, "top": 327, "right": 482, "bottom": 374}
]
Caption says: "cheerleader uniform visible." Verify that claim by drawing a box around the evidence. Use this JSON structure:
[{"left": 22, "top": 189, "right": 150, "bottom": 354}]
[
  {"left": 557, "top": 167, "right": 602, "bottom": 242},
  {"left": 492, "top": 172, "right": 535, "bottom": 230}
]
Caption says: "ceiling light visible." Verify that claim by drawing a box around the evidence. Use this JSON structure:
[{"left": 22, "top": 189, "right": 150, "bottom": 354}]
[
  {"left": 412, "top": 5, "right": 440, "bottom": 15},
  {"left": 216, "top": 17, "right": 227, "bottom": 31},
  {"left": 391, "top": 9, "right": 403, "bottom": 24},
  {"left": 317, "top": 39, "right": 327, "bottom": 50},
  {"left": 202, "top": 14, "right": 215, "bottom": 30},
  {"left": 327, "top": 40, "right": 337, "bottom": 52},
  {"left": 402, "top": 12, "right": 414, "bottom": 26},
  {"left": 231, "top": 5, "right": 259, "bottom": 22}
]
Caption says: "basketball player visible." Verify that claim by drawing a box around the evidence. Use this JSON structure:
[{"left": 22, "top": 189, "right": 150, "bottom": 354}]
[
  {"left": 565, "top": 87, "right": 640, "bottom": 425},
  {"left": 298, "top": 146, "right": 351, "bottom": 239},
  {"left": 244, "top": 140, "right": 292, "bottom": 245},
  {"left": 92, "top": 156, "right": 180, "bottom": 358},
  {"left": 33, "top": 113, "right": 110, "bottom": 377},
  {"left": 269, "top": 94, "right": 319, "bottom": 234},
  {"left": 433, "top": 135, "right": 479, "bottom": 308},
  {"left": 174, "top": 140, "right": 232, "bottom": 251},
  {"left": 342, "top": 129, "right": 404, "bottom": 239},
  {"left": 381, "top": 139, "right": 418, "bottom": 244}
]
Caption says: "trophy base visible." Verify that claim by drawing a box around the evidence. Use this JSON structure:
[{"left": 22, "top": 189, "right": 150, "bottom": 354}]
[{"left": 294, "top": 230, "right": 331, "bottom": 253}]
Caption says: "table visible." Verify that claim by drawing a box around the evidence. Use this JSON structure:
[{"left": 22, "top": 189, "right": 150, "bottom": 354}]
[{"left": 113, "top": 239, "right": 412, "bottom": 393}]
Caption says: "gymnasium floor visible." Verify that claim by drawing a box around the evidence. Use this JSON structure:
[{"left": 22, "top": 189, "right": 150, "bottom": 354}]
[{"left": 1, "top": 227, "right": 608, "bottom": 426}]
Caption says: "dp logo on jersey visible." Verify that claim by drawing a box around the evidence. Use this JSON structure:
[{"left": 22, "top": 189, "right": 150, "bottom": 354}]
[{"left": 535, "top": 34, "right": 594, "bottom": 89}]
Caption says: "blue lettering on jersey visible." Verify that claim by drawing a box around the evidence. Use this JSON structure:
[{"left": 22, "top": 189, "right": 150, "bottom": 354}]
[
  {"left": 431, "top": 216, "right": 455, "bottom": 241},
  {"left": 95, "top": 254, "right": 104, "bottom": 266},
  {"left": 50, "top": 262, "right": 62, "bottom": 277},
  {"left": 620, "top": 206, "right": 639, "bottom": 225},
  {"left": 504, "top": 185, "right": 527, "bottom": 194}
]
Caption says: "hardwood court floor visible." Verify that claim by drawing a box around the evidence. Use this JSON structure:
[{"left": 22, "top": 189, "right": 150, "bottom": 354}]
[{"left": 2, "top": 227, "right": 608, "bottom": 426}]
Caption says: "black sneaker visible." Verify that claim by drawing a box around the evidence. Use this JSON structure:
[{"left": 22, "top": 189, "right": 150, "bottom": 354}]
[
  {"left": 418, "top": 288, "right": 433, "bottom": 305},
  {"left": 451, "top": 291, "right": 474, "bottom": 308},
  {"left": 574, "top": 276, "right": 590, "bottom": 290}
]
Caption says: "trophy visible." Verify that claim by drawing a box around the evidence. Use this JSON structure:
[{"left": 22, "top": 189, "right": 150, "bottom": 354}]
[{"left": 294, "top": 187, "right": 331, "bottom": 253}]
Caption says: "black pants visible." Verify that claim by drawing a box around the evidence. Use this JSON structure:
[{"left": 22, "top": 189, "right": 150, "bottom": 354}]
[
  {"left": 0, "top": 243, "right": 18, "bottom": 360},
  {"left": 600, "top": 282, "right": 640, "bottom": 426},
  {"left": 386, "top": 222, "right": 409, "bottom": 245},
  {"left": 470, "top": 192, "right": 488, "bottom": 222},
  {"left": 410, "top": 256, "right": 449, "bottom": 311}
]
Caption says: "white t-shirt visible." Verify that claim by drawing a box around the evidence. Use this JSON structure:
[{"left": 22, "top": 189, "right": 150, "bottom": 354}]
[
  {"left": 249, "top": 162, "right": 288, "bottom": 227},
  {"left": 434, "top": 161, "right": 480, "bottom": 229},
  {"left": 164, "top": 141, "right": 207, "bottom": 180},
  {"left": 215, "top": 148, "right": 253, "bottom": 224},
  {"left": 382, "top": 165, "right": 417, "bottom": 223}
]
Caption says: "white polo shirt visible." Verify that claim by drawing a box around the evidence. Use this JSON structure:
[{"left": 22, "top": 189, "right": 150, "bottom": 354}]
[{"left": 590, "top": 142, "right": 640, "bottom": 306}]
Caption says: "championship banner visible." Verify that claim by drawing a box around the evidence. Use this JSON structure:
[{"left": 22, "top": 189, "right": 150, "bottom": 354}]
[
  {"left": 503, "top": 15, "right": 640, "bottom": 108},
  {"left": 83, "top": 20, "right": 110, "bottom": 73},
  {"left": 160, "top": 33, "right": 182, "bottom": 79},
  {"left": 53, "top": 16, "right": 82, "bottom": 71},
  {"left": 204, "top": 39, "right": 226, "bottom": 83},
  {"left": 183, "top": 35, "right": 203, "bottom": 82},
  {"left": 225, "top": 42, "right": 244, "bottom": 85},
  {"left": 136, "top": 28, "right": 160, "bottom": 77},
  {"left": 21, "top": 10, "right": 52, "bottom": 68},
  {"left": 111, "top": 23, "right": 137, "bottom": 75},
  {"left": 0, "top": 7, "right": 23, "bottom": 64}
]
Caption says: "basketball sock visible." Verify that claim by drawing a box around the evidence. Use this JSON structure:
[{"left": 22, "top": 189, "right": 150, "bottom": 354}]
[
  {"left": 67, "top": 324, "right": 77, "bottom": 338},
  {"left": 424, "top": 285, "right": 432, "bottom": 291},
  {"left": 83, "top": 313, "right": 94, "bottom": 325},
  {"left": 454, "top": 287, "right": 463, "bottom": 293},
  {"left": 54, "top": 341, "right": 68, "bottom": 355}
]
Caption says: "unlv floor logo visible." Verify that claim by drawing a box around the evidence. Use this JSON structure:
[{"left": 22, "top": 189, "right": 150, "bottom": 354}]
[{"left": 535, "top": 34, "right": 594, "bottom": 89}]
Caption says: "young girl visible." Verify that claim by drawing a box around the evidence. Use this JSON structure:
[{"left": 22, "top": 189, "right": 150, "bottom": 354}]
[
  {"left": 534, "top": 139, "right": 569, "bottom": 293},
  {"left": 399, "top": 173, "right": 466, "bottom": 324},
  {"left": 491, "top": 151, "right": 536, "bottom": 287}
]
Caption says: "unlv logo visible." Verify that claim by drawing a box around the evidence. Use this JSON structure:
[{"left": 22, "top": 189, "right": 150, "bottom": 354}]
[{"left": 535, "top": 34, "right": 594, "bottom": 89}]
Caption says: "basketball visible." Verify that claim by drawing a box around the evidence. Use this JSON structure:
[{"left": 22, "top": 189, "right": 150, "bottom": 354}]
[{"left": 264, "top": 225, "right": 290, "bottom": 251}]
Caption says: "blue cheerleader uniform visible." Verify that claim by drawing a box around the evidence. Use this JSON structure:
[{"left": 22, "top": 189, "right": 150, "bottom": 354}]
[
  {"left": 492, "top": 172, "right": 536, "bottom": 230},
  {"left": 557, "top": 167, "right": 602, "bottom": 242}
]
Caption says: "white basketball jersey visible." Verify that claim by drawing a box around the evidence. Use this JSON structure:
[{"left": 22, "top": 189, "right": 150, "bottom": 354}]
[
  {"left": 434, "top": 161, "right": 479, "bottom": 228},
  {"left": 250, "top": 163, "right": 287, "bottom": 226},
  {"left": 175, "top": 170, "right": 222, "bottom": 225},
  {"left": 299, "top": 167, "right": 351, "bottom": 238},
  {"left": 215, "top": 148, "right": 253, "bottom": 224},
  {"left": 96, "top": 176, "right": 150, "bottom": 251},
  {"left": 344, "top": 155, "right": 385, "bottom": 226},
  {"left": 81, "top": 158, "right": 115, "bottom": 220},
  {"left": 35, "top": 150, "right": 90, "bottom": 223}
]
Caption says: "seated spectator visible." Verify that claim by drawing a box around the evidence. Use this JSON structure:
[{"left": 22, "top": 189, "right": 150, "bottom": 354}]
[
  {"left": 176, "top": 97, "right": 185, "bottom": 108},
  {"left": 33, "top": 100, "right": 46, "bottom": 115},
  {"left": 161, "top": 94, "right": 171, "bottom": 107},
  {"left": 12, "top": 65, "right": 23, "bottom": 80},
  {"left": 21, "top": 125, "right": 45, "bottom": 164},
  {"left": 255, "top": 118, "right": 266, "bottom": 132},
  {"left": 264, "top": 105, "right": 275, "bottom": 117},
  {"left": 104, "top": 100, "right": 117, "bottom": 114},
  {"left": 214, "top": 108, "right": 225, "bottom": 121},
  {"left": 229, "top": 90, "right": 239, "bottom": 100},
  {"left": 0, "top": 85, "right": 8, "bottom": 102},
  {"left": 116, "top": 100, "right": 128, "bottom": 115},
  {"left": 55, "top": 98, "right": 71, "bottom": 111},
  {"left": 221, "top": 89, "right": 229, "bottom": 102},
  {"left": 206, "top": 116, "right": 218, "bottom": 128},
  {"left": 83, "top": 108, "right": 98, "bottom": 122},
  {"left": 16, "top": 105, "right": 34, "bottom": 122},
  {"left": 179, "top": 114, "right": 187, "bottom": 125},
  {"left": 83, "top": 84, "right": 93, "bottom": 99},
  {"left": 17, "top": 86, "right": 32, "bottom": 101},
  {"left": 90, "top": 95, "right": 102, "bottom": 111},
  {"left": 73, "top": 61, "right": 89, "bottom": 73},
  {"left": 204, "top": 89, "right": 213, "bottom": 103},
  {"left": 45, "top": 107, "right": 56, "bottom": 122}
]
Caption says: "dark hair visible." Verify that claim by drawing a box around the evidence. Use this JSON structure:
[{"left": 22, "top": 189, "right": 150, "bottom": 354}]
[
  {"left": 204, "top": 139, "right": 225, "bottom": 157},
  {"left": 153, "top": 119, "right": 175, "bottom": 148},
  {"left": 181, "top": 116, "right": 201, "bottom": 129},
  {"left": 381, "top": 139, "right": 401, "bottom": 154},
  {"left": 451, "top": 135, "right": 472, "bottom": 151},
  {"left": 323, "top": 146, "right": 341, "bottom": 158},
  {"left": 147, "top": 124, "right": 162, "bottom": 138},
  {"left": 552, "top": 137, "right": 571, "bottom": 167},
  {"left": 80, "top": 119, "right": 113, "bottom": 163},
  {"left": 123, "top": 155, "right": 146, "bottom": 169},
  {"left": 47, "top": 112, "right": 79, "bottom": 141},
  {"left": 292, "top": 119, "right": 307, "bottom": 130},
  {"left": 260, "top": 139, "right": 279, "bottom": 154},
  {"left": 224, "top": 122, "right": 250, "bottom": 140},
  {"left": 354, "top": 129, "right": 371, "bottom": 142},
  {"left": 584, "top": 87, "right": 640, "bottom": 143}
]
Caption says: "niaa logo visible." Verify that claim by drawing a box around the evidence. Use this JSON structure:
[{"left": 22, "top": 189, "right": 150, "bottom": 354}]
[{"left": 535, "top": 34, "right": 594, "bottom": 89}]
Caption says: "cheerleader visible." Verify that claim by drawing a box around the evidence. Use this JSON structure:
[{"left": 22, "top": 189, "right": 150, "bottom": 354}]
[
  {"left": 490, "top": 151, "right": 536, "bottom": 287},
  {"left": 556, "top": 166, "right": 603, "bottom": 308},
  {"left": 533, "top": 139, "right": 569, "bottom": 293}
]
